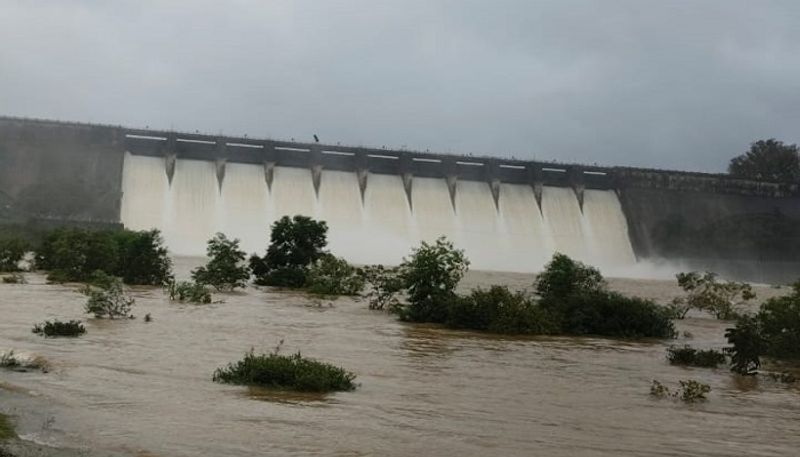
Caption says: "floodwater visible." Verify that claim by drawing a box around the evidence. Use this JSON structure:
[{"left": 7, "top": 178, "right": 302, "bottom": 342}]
[{"left": 1, "top": 261, "right": 799, "bottom": 457}]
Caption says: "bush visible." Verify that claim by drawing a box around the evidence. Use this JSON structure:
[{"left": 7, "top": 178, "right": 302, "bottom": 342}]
[
  {"left": 675, "top": 271, "right": 755, "bottom": 320},
  {"left": 725, "top": 316, "right": 764, "bottom": 375},
  {"left": 725, "top": 282, "right": 800, "bottom": 374},
  {"left": 662, "top": 299, "right": 690, "bottom": 320},
  {"left": 32, "top": 320, "right": 86, "bottom": 337},
  {"left": 113, "top": 229, "right": 173, "bottom": 285},
  {"left": 666, "top": 345, "right": 726, "bottom": 367},
  {"left": 0, "top": 236, "right": 30, "bottom": 272},
  {"left": 192, "top": 233, "right": 250, "bottom": 291},
  {"left": 167, "top": 280, "right": 212, "bottom": 303},
  {"left": 534, "top": 253, "right": 605, "bottom": 300},
  {"left": 304, "top": 254, "right": 364, "bottom": 296},
  {"left": 212, "top": 349, "right": 357, "bottom": 393},
  {"left": 250, "top": 215, "right": 328, "bottom": 287},
  {"left": 2, "top": 273, "right": 25, "bottom": 284},
  {"left": 0, "top": 412, "right": 14, "bottom": 441},
  {"left": 446, "top": 286, "right": 558, "bottom": 335},
  {"left": 395, "top": 237, "right": 469, "bottom": 323},
  {"left": 550, "top": 290, "right": 676, "bottom": 338},
  {"left": 756, "top": 283, "right": 800, "bottom": 360},
  {"left": 650, "top": 379, "right": 711, "bottom": 402},
  {"left": 535, "top": 254, "right": 675, "bottom": 339},
  {"left": 37, "top": 228, "right": 118, "bottom": 282},
  {"left": 361, "top": 265, "right": 404, "bottom": 311},
  {"left": 83, "top": 275, "right": 135, "bottom": 319},
  {"left": 35, "top": 228, "right": 172, "bottom": 285}
]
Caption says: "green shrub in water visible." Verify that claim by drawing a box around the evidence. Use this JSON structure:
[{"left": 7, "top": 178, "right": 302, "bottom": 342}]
[
  {"left": 666, "top": 345, "right": 726, "bottom": 368},
  {"left": 250, "top": 215, "right": 329, "bottom": 288},
  {"left": 167, "top": 280, "right": 212, "bottom": 303},
  {"left": 36, "top": 228, "right": 172, "bottom": 285},
  {"left": 395, "top": 237, "right": 469, "bottom": 323},
  {"left": 32, "top": 320, "right": 86, "bottom": 337},
  {"left": 213, "top": 349, "right": 357, "bottom": 393},
  {"left": 304, "top": 254, "right": 365, "bottom": 296},
  {"left": 0, "top": 236, "right": 30, "bottom": 272},
  {"left": 83, "top": 275, "right": 135, "bottom": 319},
  {"left": 446, "top": 285, "right": 558, "bottom": 335},
  {"left": 192, "top": 233, "right": 250, "bottom": 291},
  {"left": 360, "top": 264, "right": 403, "bottom": 311},
  {"left": 0, "top": 412, "right": 15, "bottom": 441},
  {"left": 2, "top": 273, "right": 25, "bottom": 284},
  {"left": 725, "top": 281, "right": 800, "bottom": 374},
  {"left": 650, "top": 379, "right": 711, "bottom": 402},
  {"left": 535, "top": 254, "right": 675, "bottom": 339},
  {"left": 675, "top": 271, "right": 755, "bottom": 320}
]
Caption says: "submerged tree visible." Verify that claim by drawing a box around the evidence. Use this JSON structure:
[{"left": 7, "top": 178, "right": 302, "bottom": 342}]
[
  {"left": 396, "top": 237, "right": 469, "bottom": 323},
  {"left": 725, "top": 281, "right": 800, "bottom": 375},
  {"left": 192, "top": 233, "right": 250, "bottom": 291},
  {"left": 729, "top": 139, "right": 800, "bottom": 183},
  {"left": 0, "top": 236, "right": 30, "bottom": 272},
  {"left": 250, "top": 215, "right": 328, "bottom": 288},
  {"left": 675, "top": 271, "right": 755, "bottom": 320}
]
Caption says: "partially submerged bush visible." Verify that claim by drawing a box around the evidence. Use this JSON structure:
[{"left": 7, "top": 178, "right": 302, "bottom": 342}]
[
  {"left": 0, "top": 412, "right": 15, "bottom": 441},
  {"left": 675, "top": 271, "right": 755, "bottom": 320},
  {"left": 83, "top": 275, "right": 135, "bottom": 319},
  {"left": 192, "top": 233, "right": 250, "bottom": 291},
  {"left": 535, "top": 254, "right": 676, "bottom": 339},
  {"left": 250, "top": 215, "right": 328, "bottom": 288},
  {"left": 666, "top": 345, "right": 726, "bottom": 368},
  {"left": 446, "top": 286, "right": 558, "bottom": 335},
  {"left": 36, "top": 228, "right": 172, "bottom": 285},
  {"left": 32, "top": 320, "right": 86, "bottom": 337},
  {"left": 213, "top": 349, "right": 357, "bottom": 393},
  {"left": 0, "top": 350, "right": 48, "bottom": 372},
  {"left": 377, "top": 248, "right": 674, "bottom": 339},
  {"left": 0, "top": 236, "right": 30, "bottom": 272},
  {"left": 113, "top": 229, "right": 173, "bottom": 286},
  {"left": 725, "top": 282, "right": 800, "bottom": 374},
  {"left": 361, "top": 264, "right": 403, "bottom": 311},
  {"left": 662, "top": 299, "right": 690, "bottom": 320},
  {"left": 725, "top": 315, "right": 763, "bottom": 375},
  {"left": 304, "top": 254, "right": 364, "bottom": 296},
  {"left": 650, "top": 379, "right": 711, "bottom": 402},
  {"left": 395, "top": 237, "right": 469, "bottom": 323},
  {"left": 765, "top": 371, "right": 798, "bottom": 383},
  {"left": 2, "top": 273, "right": 25, "bottom": 284},
  {"left": 167, "top": 280, "right": 212, "bottom": 303}
]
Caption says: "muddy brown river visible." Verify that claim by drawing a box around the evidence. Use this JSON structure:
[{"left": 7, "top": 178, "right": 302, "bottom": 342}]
[{"left": 1, "top": 261, "right": 799, "bottom": 456}]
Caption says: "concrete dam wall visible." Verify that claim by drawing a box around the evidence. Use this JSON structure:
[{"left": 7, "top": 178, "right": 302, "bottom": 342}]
[{"left": 2, "top": 116, "right": 800, "bottom": 282}]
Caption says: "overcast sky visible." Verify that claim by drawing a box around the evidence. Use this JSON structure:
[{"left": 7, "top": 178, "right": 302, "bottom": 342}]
[{"left": 1, "top": 1, "right": 799, "bottom": 171}]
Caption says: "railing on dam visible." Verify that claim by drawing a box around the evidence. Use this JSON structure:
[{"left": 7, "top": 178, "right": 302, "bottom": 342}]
[{"left": 2, "top": 114, "right": 797, "bottom": 199}]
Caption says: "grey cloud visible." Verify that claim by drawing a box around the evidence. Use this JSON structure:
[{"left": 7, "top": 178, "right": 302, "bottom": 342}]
[{"left": 1, "top": 0, "right": 799, "bottom": 172}]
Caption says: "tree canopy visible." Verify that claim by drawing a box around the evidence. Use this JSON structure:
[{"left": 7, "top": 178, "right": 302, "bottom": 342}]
[{"left": 728, "top": 139, "right": 800, "bottom": 183}]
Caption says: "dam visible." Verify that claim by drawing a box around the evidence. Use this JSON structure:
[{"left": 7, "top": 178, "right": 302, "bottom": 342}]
[
  {"left": 2, "top": 116, "right": 800, "bottom": 281},
  {"left": 119, "top": 153, "right": 635, "bottom": 272}
]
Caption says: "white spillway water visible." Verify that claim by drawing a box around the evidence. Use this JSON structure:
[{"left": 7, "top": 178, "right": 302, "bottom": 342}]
[{"left": 120, "top": 153, "right": 638, "bottom": 273}]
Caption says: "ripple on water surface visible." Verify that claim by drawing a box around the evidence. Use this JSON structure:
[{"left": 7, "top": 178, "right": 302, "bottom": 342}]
[{"left": 0, "top": 264, "right": 799, "bottom": 457}]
